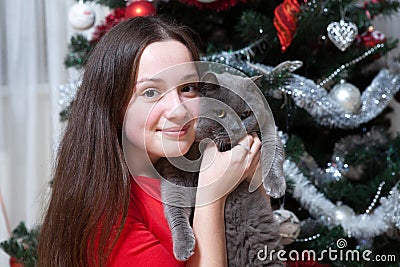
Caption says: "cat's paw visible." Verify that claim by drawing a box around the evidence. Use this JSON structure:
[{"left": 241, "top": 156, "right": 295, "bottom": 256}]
[
  {"left": 263, "top": 175, "right": 286, "bottom": 199},
  {"left": 173, "top": 231, "right": 196, "bottom": 261}
]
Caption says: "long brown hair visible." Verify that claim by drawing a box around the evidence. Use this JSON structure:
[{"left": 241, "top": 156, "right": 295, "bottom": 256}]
[{"left": 38, "top": 16, "right": 200, "bottom": 267}]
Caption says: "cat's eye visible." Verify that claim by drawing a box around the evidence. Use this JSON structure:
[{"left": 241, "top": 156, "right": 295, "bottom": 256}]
[
  {"left": 216, "top": 109, "right": 226, "bottom": 118},
  {"left": 240, "top": 110, "right": 252, "bottom": 119}
]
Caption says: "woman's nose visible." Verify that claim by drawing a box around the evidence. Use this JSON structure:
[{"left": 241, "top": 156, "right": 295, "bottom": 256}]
[{"left": 163, "top": 89, "right": 188, "bottom": 120}]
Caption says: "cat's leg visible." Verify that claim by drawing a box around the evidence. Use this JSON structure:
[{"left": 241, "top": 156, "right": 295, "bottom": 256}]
[
  {"left": 261, "top": 134, "right": 286, "bottom": 199},
  {"left": 161, "top": 177, "right": 197, "bottom": 261}
]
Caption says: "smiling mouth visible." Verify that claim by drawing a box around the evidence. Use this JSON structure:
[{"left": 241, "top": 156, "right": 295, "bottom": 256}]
[{"left": 157, "top": 123, "right": 191, "bottom": 138}]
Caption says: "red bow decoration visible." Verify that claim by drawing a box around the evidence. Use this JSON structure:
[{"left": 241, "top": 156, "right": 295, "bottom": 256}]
[{"left": 273, "top": 0, "right": 301, "bottom": 52}]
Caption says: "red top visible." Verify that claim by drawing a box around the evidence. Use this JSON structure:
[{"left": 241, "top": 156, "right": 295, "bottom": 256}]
[{"left": 107, "top": 176, "right": 186, "bottom": 267}]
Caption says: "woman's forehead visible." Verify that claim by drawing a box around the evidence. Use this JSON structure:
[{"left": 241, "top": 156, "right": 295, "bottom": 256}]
[{"left": 136, "top": 41, "right": 199, "bottom": 87}]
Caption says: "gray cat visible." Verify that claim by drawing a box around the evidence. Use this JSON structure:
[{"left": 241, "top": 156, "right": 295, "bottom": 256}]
[{"left": 156, "top": 71, "right": 286, "bottom": 266}]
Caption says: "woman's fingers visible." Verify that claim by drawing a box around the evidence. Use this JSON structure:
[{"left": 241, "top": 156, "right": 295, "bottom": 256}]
[{"left": 197, "top": 133, "right": 263, "bottom": 205}]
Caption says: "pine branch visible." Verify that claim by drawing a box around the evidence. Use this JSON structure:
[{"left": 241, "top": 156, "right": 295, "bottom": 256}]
[
  {"left": 235, "top": 10, "right": 276, "bottom": 44},
  {"left": 0, "top": 222, "right": 39, "bottom": 267},
  {"left": 64, "top": 34, "right": 92, "bottom": 69}
]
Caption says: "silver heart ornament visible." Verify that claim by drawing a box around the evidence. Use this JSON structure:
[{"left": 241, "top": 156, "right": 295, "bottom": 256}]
[{"left": 327, "top": 20, "right": 358, "bottom": 51}]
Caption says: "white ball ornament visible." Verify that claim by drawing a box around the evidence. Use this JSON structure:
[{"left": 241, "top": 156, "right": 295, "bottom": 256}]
[
  {"left": 68, "top": 2, "right": 95, "bottom": 31},
  {"left": 273, "top": 209, "right": 301, "bottom": 245},
  {"left": 333, "top": 203, "right": 355, "bottom": 224},
  {"left": 329, "top": 80, "right": 361, "bottom": 114}
]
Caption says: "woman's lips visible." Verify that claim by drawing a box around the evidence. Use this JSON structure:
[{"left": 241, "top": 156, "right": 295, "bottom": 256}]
[{"left": 157, "top": 123, "right": 190, "bottom": 138}]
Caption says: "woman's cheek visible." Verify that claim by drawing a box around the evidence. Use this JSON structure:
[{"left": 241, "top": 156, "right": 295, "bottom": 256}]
[{"left": 123, "top": 102, "right": 152, "bottom": 149}]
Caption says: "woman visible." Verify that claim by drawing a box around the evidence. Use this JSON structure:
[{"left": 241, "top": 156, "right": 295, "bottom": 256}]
[{"left": 38, "top": 16, "right": 262, "bottom": 266}]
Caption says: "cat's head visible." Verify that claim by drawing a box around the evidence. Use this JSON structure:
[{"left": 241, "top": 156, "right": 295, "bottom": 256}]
[
  {"left": 196, "top": 71, "right": 286, "bottom": 197},
  {"left": 196, "top": 72, "right": 263, "bottom": 151}
]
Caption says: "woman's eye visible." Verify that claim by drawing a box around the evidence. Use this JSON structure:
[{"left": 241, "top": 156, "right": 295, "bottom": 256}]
[
  {"left": 143, "top": 89, "right": 160, "bottom": 98},
  {"left": 181, "top": 84, "right": 198, "bottom": 94}
]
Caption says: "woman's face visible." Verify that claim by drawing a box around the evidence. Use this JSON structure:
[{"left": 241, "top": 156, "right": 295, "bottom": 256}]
[{"left": 123, "top": 40, "right": 199, "bottom": 169}]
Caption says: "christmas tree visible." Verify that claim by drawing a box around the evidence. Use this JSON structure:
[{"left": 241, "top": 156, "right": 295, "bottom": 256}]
[{"left": 3, "top": 0, "right": 400, "bottom": 266}]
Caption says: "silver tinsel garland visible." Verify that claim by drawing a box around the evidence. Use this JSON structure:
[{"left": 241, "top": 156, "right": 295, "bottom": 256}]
[
  {"left": 381, "top": 184, "right": 400, "bottom": 229},
  {"left": 59, "top": 79, "right": 81, "bottom": 108},
  {"left": 284, "top": 159, "right": 400, "bottom": 238}
]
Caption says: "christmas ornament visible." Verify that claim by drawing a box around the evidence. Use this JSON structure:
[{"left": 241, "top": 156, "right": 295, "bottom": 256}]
[
  {"left": 10, "top": 258, "right": 24, "bottom": 267},
  {"left": 273, "top": 0, "right": 301, "bottom": 52},
  {"left": 357, "top": 26, "right": 386, "bottom": 48},
  {"left": 273, "top": 208, "right": 301, "bottom": 245},
  {"left": 328, "top": 80, "right": 361, "bottom": 114},
  {"left": 68, "top": 1, "right": 95, "bottom": 31},
  {"left": 125, "top": 1, "right": 156, "bottom": 18},
  {"left": 91, "top": 8, "right": 126, "bottom": 44},
  {"left": 327, "top": 20, "right": 358, "bottom": 51},
  {"left": 179, "top": 0, "right": 247, "bottom": 11},
  {"left": 333, "top": 203, "right": 355, "bottom": 224}
]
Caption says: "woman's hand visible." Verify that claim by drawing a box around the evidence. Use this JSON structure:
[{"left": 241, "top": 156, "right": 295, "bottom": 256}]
[{"left": 196, "top": 133, "right": 261, "bottom": 206}]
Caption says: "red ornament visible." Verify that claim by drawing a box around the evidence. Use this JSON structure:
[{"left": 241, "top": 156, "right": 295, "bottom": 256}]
[
  {"left": 10, "top": 257, "right": 24, "bottom": 267},
  {"left": 179, "top": 0, "right": 247, "bottom": 11},
  {"left": 91, "top": 8, "right": 126, "bottom": 44},
  {"left": 125, "top": 1, "right": 156, "bottom": 18},
  {"left": 273, "top": 0, "right": 301, "bottom": 52},
  {"left": 357, "top": 26, "right": 386, "bottom": 48}
]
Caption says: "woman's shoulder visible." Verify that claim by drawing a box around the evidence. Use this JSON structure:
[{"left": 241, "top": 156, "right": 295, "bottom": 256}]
[{"left": 108, "top": 176, "right": 185, "bottom": 267}]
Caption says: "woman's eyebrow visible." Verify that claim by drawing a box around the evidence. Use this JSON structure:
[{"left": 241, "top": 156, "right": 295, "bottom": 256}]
[
  {"left": 182, "top": 72, "right": 199, "bottom": 80},
  {"left": 136, "top": 72, "right": 199, "bottom": 85},
  {"left": 136, "top": 77, "right": 163, "bottom": 85}
]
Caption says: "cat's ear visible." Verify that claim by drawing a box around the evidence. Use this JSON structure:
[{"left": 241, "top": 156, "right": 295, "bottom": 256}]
[
  {"left": 250, "top": 75, "right": 263, "bottom": 87},
  {"left": 200, "top": 71, "right": 219, "bottom": 85}
]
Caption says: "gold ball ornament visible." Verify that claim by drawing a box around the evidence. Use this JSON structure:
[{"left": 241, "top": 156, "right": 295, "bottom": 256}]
[
  {"left": 273, "top": 209, "right": 301, "bottom": 245},
  {"left": 329, "top": 80, "right": 361, "bottom": 114}
]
